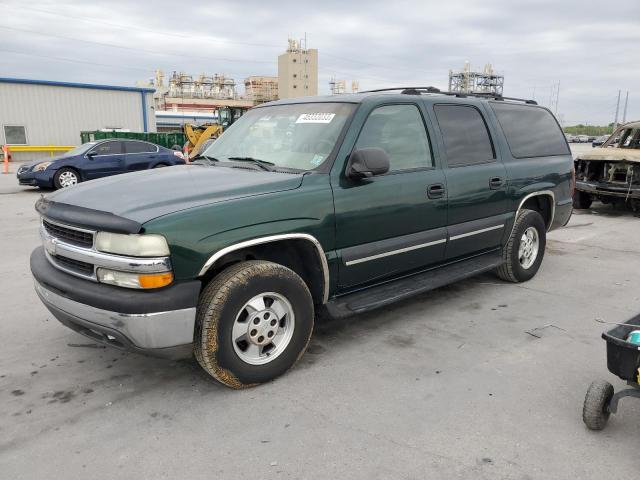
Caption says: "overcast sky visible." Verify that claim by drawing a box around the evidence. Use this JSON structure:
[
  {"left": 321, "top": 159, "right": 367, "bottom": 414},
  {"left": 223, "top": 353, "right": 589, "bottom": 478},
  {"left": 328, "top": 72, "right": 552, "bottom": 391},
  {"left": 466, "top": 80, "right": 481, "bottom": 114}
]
[{"left": 1, "top": 0, "right": 638, "bottom": 125}]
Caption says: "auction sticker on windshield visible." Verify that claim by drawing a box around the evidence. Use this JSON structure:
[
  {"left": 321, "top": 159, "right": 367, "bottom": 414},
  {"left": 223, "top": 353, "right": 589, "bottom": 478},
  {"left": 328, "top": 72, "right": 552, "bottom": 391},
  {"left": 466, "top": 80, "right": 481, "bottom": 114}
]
[{"left": 296, "top": 113, "right": 336, "bottom": 124}]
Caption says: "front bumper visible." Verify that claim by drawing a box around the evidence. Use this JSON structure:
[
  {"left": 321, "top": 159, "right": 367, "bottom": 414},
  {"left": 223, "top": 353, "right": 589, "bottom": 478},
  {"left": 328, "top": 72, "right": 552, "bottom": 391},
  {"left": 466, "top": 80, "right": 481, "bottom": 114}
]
[
  {"left": 31, "top": 246, "right": 200, "bottom": 359},
  {"left": 576, "top": 180, "right": 640, "bottom": 200},
  {"left": 16, "top": 168, "right": 54, "bottom": 188}
]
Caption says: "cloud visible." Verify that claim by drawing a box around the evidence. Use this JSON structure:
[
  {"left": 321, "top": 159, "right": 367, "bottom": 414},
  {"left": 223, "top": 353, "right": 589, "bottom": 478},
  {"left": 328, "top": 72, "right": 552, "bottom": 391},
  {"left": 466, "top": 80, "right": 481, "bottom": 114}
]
[{"left": 1, "top": 0, "right": 638, "bottom": 124}]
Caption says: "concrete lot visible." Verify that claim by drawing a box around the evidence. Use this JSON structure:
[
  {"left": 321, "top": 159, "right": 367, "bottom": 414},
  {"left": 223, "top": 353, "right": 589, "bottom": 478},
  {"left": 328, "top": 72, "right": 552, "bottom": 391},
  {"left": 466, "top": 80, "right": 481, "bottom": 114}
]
[{"left": 1, "top": 157, "right": 639, "bottom": 479}]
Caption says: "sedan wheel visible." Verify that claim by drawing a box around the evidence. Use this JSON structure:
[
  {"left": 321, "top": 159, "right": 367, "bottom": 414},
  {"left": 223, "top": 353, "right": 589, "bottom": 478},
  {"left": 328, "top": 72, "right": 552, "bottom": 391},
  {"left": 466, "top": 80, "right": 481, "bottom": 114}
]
[{"left": 53, "top": 168, "right": 80, "bottom": 189}]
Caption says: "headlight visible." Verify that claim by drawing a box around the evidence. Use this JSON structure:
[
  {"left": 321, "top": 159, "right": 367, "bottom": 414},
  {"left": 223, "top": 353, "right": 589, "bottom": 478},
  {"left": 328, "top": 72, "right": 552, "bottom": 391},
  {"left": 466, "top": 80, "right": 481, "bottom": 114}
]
[
  {"left": 95, "top": 232, "right": 170, "bottom": 257},
  {"left": 97, "top": 268, "right": 173, "bottom": 289},
  {"left": 33, "top": 162, "right": 53, "bottom": 172}
]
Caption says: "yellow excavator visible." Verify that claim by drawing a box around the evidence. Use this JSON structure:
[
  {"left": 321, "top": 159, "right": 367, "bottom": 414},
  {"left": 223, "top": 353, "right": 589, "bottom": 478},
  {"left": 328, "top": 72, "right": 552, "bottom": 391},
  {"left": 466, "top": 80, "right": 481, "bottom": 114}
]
[
  {"left": 183, "top": 106, "right": 248, "bottom": 160},
  {"left": 183, "top": 123, "right": 223, "bottom": 160}
]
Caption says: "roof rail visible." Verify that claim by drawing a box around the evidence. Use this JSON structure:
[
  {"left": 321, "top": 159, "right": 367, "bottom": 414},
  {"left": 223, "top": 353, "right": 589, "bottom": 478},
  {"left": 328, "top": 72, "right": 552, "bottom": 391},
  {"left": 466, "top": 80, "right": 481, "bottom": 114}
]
[{"left": 358, "top": 86, "right": 537, "bottom": 105}]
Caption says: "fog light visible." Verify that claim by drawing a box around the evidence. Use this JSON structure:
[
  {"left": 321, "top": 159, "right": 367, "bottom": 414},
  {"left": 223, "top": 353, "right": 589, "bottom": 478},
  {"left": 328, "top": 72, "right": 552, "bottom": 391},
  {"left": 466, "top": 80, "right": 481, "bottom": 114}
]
[{"left": 97, "top": 268, "right": 173, "bottom": 289}]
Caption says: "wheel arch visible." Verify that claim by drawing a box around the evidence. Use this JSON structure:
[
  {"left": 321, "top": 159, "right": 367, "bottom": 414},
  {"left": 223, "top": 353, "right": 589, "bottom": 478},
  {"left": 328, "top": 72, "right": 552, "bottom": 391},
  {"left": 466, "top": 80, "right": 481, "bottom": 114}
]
[
  {"left": 198, "top": 234, "right": 329, "bottom": 305},
  {"left": 514, "top": 190, "right": 555, "bottom": 233}
]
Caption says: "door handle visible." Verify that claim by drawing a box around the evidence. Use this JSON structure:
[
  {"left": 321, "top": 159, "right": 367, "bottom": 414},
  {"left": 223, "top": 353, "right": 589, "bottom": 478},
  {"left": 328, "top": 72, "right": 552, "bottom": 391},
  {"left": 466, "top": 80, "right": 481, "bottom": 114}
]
[
  {"left": 427, "top": 183, "right": 445, "bottom": 199},
  {"left": 489, "top": 177, "right": 504, "bottom": 189}
]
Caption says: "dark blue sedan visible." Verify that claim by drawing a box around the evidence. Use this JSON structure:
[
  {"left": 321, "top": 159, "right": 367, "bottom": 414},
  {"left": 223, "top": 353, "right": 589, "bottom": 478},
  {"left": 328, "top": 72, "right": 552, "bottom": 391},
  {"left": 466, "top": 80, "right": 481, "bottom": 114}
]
[{"left": 17, "top": 139, "right": 186, "bottom": 189}]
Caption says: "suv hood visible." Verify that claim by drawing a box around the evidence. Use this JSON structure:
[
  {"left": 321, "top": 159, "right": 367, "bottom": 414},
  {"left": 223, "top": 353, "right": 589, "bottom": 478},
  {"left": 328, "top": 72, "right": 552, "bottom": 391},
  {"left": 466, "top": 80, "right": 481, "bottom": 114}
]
[
  {"left": 578, "top": 147, "right": 640, "bottom": 163},
  {"left": 45, "top": 165, "right": 304, "bottom": 225}
]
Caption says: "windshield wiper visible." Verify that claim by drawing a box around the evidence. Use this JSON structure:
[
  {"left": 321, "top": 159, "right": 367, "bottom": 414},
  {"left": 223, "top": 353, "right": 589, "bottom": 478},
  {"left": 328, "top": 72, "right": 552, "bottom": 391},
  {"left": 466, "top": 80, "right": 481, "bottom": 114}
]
[
  {"left": 191, "top": 154, "right": 220, "bottom": 165},
  {"left": 226, "top": 156, "right": 275, "bottom": 171}
]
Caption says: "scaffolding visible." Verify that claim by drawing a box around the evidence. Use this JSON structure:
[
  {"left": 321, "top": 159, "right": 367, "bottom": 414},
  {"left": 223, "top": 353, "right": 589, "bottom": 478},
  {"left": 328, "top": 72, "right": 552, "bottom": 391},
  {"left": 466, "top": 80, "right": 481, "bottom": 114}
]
[
  {"left": 166, "top": 71, "right": 237, "bottom": 99},
  {"left": 244, "top": 76, "right": 279, "bottom": 103},
  {"left": 329, "top": 78, "right": 359, "bottom": 95},
  {"left": 448, "top": 62, "right": 504, "bottom": 96}
]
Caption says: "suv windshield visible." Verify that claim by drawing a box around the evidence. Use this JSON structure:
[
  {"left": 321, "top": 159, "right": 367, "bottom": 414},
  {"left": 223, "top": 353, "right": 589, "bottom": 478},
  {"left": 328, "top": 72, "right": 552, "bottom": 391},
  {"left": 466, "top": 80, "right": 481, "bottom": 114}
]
[{"left": 202, "top": 102, "right": 355, "bottom": 171}]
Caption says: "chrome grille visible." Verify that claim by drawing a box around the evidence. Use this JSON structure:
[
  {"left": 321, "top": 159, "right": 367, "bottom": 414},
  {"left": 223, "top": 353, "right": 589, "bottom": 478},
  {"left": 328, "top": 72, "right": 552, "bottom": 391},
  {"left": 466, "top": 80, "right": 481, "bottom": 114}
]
[
  {"left": 43, "top": 219, "right": 94, "bottom": 248},
  {"left": 50, "top": 254, "right": 94, "bottom": 276}
]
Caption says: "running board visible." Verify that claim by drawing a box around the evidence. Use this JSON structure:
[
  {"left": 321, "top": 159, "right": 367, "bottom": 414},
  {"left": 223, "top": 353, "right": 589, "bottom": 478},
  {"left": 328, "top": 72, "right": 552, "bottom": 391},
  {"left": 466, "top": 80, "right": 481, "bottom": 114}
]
[{"left": 325, "top": 250, "right": 503, "bottom": 318}]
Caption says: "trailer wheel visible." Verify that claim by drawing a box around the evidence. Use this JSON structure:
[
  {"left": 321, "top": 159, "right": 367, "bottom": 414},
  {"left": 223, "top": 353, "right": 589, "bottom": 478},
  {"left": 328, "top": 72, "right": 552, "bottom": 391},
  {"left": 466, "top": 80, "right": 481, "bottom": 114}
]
[
  {"left": 583, "top": 380, "right": 614, "bottom": 431},
  {"left": 573, "top": 191, "right": 592, "bottom": 209},
  {"left": 194, "top": 260, "right": 314, "bottom": 389}
]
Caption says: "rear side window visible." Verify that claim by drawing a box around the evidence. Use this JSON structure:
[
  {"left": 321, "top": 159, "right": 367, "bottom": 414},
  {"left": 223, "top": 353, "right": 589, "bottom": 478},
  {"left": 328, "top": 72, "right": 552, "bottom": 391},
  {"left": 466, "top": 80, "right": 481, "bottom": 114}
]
[
  {"left": 490, "top": 103, "right": 570, "bottom": 158},
  {"left": 433, "top": 105, "right": 495, "bottom": 167},
  {"left": 125, "top": 141, "right": 157, "bottom": 154},
  {"left": 90, "top": 141, "right": 123, "bottom": 155}
]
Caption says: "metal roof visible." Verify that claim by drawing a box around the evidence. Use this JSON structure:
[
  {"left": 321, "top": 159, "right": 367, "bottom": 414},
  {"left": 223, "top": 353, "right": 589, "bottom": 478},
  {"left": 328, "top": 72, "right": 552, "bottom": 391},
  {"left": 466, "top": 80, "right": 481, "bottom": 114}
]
[{"left": 0, "top": 77, "right": 155, "bottom": 93}]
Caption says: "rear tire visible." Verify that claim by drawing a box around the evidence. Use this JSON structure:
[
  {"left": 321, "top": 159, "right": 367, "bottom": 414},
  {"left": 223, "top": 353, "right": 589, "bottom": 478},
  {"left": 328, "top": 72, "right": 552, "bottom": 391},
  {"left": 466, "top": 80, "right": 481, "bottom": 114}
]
[
  {"left": 53, "top": 168, "right": 80, "bottom": 189},
  {"left": 583, "top": 380, "right": 614, "bottom": 431},
  {"left": 194, "top": 260, "right": 314, "bottom": 389},
  {"left": 153, "top": 163, "right": 168, "bottom": 168},
  {"left": 496, "top": 209, "right": 546, "bottom": 283},
  {"left": 573, "top": 190, "right": 592, "bottom": 209}
]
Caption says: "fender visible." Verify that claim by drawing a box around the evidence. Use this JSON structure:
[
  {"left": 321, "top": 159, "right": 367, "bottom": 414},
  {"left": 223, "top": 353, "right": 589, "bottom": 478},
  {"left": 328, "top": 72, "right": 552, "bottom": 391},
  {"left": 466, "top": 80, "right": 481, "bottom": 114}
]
[{"left": 198, "top": 233, "right": 330, "bottom": 303}]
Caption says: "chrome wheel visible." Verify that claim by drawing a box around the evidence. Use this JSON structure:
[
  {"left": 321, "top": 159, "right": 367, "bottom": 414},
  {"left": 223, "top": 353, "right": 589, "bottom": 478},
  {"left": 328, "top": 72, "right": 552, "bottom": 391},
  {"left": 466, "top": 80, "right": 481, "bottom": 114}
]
[
  {"left": 58, "top": 170, "right": 78, "bottom": 188},
  {"left": 518, "top": 226, "right": 539, "bottom": 269},
  {"left": 232, "top": 292, "right": 295, "bottom": 365}
]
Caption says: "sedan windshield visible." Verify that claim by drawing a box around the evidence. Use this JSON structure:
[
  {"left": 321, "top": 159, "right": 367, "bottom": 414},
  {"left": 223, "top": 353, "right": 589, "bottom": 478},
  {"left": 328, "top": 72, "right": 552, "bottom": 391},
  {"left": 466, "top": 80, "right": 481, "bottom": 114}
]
[
  {"left": 61, "top": 142, "right": 97, "bottom": 157},
  {"left": 202, "top": 103, "right": 355, "bottom": 171}
]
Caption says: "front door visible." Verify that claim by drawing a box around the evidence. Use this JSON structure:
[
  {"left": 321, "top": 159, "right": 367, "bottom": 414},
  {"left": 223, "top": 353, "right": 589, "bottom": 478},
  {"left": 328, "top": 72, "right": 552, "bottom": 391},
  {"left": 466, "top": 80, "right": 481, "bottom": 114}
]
[
  {"left": 332, "top": 103, "right": 448, "bottom": 290},
  {"left": 430, "top": 103, "right": 508, "bottom": 260},
  {"left": 85, "top": 140, "right": 125, "bottom": 179}
]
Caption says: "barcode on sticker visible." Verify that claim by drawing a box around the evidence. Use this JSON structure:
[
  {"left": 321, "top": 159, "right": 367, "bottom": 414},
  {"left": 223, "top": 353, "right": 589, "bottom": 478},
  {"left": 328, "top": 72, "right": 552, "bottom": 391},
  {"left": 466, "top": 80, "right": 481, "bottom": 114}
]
[{"left": 296, "top": 113, "right": 336, "bottom": 124}]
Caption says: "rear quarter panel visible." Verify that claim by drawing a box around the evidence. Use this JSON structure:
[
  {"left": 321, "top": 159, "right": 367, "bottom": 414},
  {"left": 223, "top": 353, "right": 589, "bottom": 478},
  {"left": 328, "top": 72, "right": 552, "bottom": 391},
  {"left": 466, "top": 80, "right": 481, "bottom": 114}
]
[{"left": 482, "top": 105, "right": 574, "bottom": 234}]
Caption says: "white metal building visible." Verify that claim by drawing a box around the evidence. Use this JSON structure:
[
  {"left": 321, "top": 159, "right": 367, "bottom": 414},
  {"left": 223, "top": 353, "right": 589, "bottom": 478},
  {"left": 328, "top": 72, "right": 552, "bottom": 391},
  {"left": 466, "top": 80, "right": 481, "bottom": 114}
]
[{"left": 0, "top": 78, "right": 156, "bottom": 161}]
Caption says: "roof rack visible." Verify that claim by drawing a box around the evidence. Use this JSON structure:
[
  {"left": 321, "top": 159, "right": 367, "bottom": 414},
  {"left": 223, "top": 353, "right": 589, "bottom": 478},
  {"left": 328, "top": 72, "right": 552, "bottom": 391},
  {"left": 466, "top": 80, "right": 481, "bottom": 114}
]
[{"left": 358, "top": 86, "right": 537, "bottom": 105}]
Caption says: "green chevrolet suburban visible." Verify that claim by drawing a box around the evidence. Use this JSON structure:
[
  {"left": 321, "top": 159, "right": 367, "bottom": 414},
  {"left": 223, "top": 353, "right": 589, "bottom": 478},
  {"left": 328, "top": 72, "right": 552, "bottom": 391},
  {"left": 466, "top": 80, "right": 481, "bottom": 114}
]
[{"left": 31, "top": 88, "right": 574, "bottom": 388}]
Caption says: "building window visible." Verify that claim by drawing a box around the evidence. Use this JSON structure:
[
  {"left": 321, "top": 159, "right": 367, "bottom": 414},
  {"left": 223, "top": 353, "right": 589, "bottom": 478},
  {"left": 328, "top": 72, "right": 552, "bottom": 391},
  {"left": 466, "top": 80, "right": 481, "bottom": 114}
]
[
  {"left": 3, "top": 125, "right": 27, "bottom": 145},
  {"left": 293, "top": 58, "right": 297, "bottom": 63},
  {"left": 293, "top": 74, "right": 297, "bottom": 78},
  {"left": 293, "top": 85, "right": 297, "bottom": 89}
]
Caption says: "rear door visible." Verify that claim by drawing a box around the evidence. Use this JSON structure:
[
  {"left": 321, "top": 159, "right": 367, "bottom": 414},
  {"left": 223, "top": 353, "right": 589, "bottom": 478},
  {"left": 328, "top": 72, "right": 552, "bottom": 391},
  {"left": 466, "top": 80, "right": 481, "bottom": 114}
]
[
  {"left": 84, "top": 141, "right": 125, "bottom": 179},
  {"left": 123, "top": 141, "right": 160, "bottom": 171},
  {"left": 430, "top": 103, "right": 508, "bottom": 260}
]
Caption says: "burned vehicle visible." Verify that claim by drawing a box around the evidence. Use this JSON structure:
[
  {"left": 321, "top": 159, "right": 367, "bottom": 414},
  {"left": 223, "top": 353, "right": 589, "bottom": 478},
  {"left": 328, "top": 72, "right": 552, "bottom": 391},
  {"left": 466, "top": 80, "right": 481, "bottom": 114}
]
[{"left": 574, "top": 121, "right": 640, "bottom": 209}]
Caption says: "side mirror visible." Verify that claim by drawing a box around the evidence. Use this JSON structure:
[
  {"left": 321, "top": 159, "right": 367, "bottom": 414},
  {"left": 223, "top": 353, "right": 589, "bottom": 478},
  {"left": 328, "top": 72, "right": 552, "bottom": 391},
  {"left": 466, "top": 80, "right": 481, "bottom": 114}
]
[
  {"left": 346, "top": 148, "right": 390, "bottom": 179},
  {"left": 87, "top": 151, "right": 97, "bottom": 159}
]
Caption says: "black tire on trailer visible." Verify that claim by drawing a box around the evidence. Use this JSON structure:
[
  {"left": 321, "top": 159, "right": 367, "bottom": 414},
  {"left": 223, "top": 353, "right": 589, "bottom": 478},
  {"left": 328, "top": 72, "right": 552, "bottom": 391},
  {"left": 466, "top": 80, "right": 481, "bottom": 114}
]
[
  {"left": 583, "top": 380, "right": 614, "bottom": 431},
  {"left": 194, "top": 260, "right": 314, "bottom": 389},
  {"left": 573, "top": 190, "right": 592, "bottom": 209},
  {"left": 53, "top": 167, "right": 81, "bottom": 189},
  {"left": 495, "top": 208, "right": 546, "bottom": 283}
]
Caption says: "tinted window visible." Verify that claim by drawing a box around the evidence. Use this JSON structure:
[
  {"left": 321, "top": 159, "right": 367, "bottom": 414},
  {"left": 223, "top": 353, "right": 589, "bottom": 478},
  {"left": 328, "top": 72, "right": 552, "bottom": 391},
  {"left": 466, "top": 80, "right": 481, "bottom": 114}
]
[
  {"left": 125, "top": 141, "right": 157, "bottom": 154},
  {"left": 355, "top": 104, "right": 432, "bottom": 171},
  {"left": 90, "top": 141, "right": 123, "bottom": 155},
  {"left": 491, "top": 103, "right": 570, "bottom": 158},
  {"left": 434, "top": 105, "right": 494, "bottom": 167}
]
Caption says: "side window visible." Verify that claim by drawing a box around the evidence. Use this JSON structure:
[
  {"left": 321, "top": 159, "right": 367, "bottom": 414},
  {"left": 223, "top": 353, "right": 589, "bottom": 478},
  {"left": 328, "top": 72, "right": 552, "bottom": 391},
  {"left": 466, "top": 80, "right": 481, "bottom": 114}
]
[
  {"left": 490, "top": 103, "right": 570, "bottom": 158},
  {"left": 90, "top": 141, "right": 123, "bottom": 155},
  {"left": 125, "top": 141, "right": 157, "bottom": 154},
  {"left": 355, "top": 104, "right": 433, "bottom": 171},
  {"left": 433, "top": 104, "right": 495, "bottom": 167}
]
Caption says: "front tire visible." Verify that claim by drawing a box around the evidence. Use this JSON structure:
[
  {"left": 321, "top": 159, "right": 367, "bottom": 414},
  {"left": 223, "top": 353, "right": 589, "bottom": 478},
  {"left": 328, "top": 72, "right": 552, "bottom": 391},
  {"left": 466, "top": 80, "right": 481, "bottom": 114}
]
[
  {"left": 53, "top": 168, "right": 80, "bottom": 189},
  {"left": 496, "top": 209, "right": 546, "bottom": 283},
  {"left": 194, "top": 260, "right": 314, "bottom": 389},
  {"left": 573, "top": 190, "right": 592, "bottom": 209}
]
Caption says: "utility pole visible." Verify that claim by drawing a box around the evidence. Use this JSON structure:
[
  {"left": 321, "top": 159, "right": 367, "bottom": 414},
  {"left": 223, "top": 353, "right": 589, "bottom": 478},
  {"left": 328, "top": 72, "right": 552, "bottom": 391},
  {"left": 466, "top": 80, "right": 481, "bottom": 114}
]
[
  {"left": 613, "top": 90, "right": 621, "bottom": 132},
  {"left": 622, "top": 91, "right": 629, "bottom": 124},
  {"left": 554, "top": 81, "right": 560, "bottom": 116}
]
